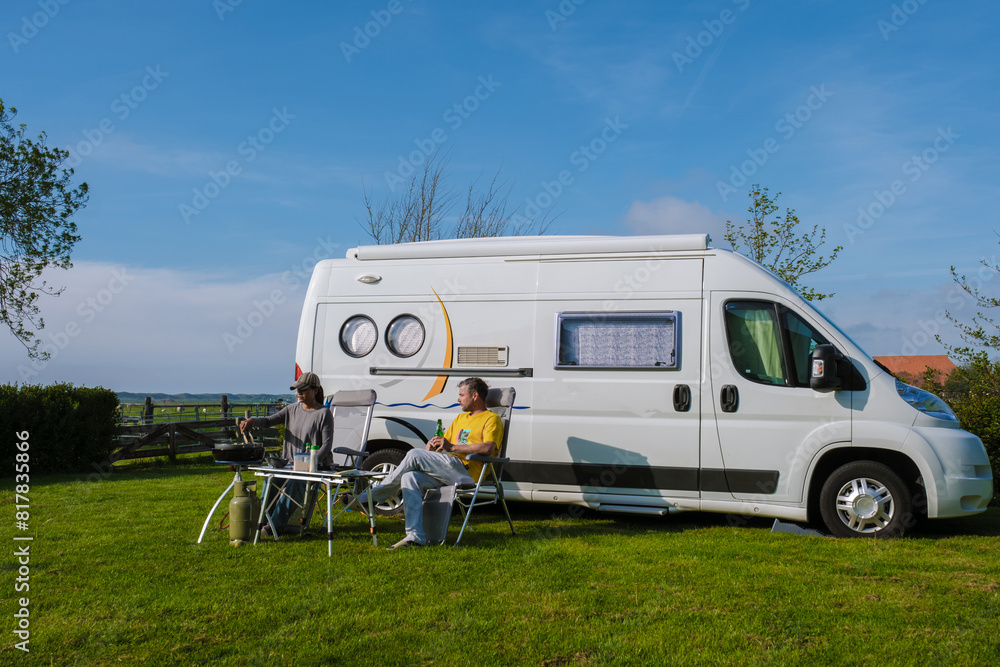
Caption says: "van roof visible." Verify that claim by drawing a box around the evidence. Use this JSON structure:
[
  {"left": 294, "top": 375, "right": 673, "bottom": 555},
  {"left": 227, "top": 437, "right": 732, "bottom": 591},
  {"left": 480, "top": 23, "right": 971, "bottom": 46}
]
[{"left": 350, "top": 234, "right": 711, "bottom": 261}]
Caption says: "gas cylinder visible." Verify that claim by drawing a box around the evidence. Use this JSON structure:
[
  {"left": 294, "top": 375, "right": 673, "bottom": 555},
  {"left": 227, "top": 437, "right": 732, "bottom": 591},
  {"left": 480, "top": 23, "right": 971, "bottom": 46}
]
[{"left": 229, "top": 480, "right": 261, "bottom": 546}]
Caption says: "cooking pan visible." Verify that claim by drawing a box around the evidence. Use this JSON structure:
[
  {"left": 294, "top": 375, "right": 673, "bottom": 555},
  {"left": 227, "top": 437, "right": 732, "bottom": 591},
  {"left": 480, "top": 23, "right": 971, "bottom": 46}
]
[
  {"left": 213, "top": 418, "right": 265, "bottom": 463},
  {"left": 212, "top": 441, "right": 265, "bottom": 463}
]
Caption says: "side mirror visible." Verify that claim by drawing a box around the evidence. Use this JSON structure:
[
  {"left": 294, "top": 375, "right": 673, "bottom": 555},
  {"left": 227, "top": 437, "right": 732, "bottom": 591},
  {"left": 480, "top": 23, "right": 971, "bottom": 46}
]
[{"left": 810, "top": 344, "right": 844, "bottom": 392}]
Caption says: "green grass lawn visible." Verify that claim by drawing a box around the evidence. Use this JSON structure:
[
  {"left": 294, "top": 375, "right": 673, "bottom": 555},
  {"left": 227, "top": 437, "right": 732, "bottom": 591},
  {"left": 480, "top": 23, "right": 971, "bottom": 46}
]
[{"left": 4, "top": 462, "right": 998, "bottom": 666}]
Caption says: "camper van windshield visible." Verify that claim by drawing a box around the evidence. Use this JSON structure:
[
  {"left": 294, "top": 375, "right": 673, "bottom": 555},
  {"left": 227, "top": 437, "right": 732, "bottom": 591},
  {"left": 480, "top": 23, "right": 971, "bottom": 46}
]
[{"left": 798, "top": 299, "right": 872, "bottom": 359}]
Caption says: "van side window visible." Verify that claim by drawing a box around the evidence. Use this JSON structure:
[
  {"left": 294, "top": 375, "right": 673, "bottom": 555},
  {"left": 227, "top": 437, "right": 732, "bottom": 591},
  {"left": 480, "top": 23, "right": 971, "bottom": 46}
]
[
  {"left": 724, "top": 301, "right": 828, "bottom": 387},
  {"left": 783, "top": 307, "right": 826, "bottom": 386},
  {"left": 555, "top": 311, "right": 679, "bottom": 369}
]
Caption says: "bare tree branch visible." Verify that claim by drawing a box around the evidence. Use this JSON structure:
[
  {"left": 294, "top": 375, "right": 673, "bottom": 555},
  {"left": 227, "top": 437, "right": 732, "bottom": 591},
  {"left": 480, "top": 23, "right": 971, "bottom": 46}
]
[{"left": 359, "top": 153, "right": 550, "bottom": 245}]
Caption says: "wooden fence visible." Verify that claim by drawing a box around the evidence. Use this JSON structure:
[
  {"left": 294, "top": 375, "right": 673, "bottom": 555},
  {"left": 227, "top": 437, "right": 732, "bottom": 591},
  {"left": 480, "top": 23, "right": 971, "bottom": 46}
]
[{"left": 114, "top": 396, "right": 284, "bottom": 463}]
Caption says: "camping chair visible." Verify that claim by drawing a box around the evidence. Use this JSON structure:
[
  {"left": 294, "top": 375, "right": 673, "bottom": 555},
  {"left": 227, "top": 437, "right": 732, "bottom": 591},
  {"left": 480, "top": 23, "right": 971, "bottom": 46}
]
[
  {"left": 298, "top": 389, "right": 377, "bottom": 530},
  {"left": 449, "top": 386, "right": 517, "bottom": 545}
]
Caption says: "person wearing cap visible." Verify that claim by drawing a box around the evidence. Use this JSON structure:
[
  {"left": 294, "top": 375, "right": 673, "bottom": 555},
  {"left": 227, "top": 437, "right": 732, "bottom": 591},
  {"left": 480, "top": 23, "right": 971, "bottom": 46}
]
[{"left": 241, "top": 371, "right": 333, "bottom": 535}]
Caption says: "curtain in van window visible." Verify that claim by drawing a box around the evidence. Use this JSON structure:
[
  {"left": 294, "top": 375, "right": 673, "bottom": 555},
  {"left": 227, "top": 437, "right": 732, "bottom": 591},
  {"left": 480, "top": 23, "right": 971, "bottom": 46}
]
[{"left": 725, "top": 304, "right": 785, "bottom": 385}]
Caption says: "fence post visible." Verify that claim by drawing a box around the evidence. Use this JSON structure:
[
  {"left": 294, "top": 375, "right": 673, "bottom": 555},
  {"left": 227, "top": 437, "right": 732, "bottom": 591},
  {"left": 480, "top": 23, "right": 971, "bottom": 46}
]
[
  {"left": 221, "top": 394, "right": 229, "bottom": 422},
  {"left": 167, "top": 424, "right": 177, "bottom": 463},
  {"left": 144, "top": 396, "right": 153, "bottom": 425}
]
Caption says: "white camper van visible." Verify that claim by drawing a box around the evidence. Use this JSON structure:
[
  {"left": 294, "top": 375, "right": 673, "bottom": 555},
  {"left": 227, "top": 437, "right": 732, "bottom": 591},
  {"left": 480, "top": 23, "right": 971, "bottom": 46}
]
[{"left": 294, "top": 234, "right": 993, "bottom": 537}]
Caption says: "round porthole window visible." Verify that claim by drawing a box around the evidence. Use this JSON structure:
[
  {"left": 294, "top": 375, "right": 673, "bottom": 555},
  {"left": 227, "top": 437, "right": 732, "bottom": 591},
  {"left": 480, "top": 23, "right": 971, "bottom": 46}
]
[
  {"left": 386, "top": 315, "right": 425, "bottom": 358},
  {"left": 340, "top": 316, "right": 377, "bottom": 358}
]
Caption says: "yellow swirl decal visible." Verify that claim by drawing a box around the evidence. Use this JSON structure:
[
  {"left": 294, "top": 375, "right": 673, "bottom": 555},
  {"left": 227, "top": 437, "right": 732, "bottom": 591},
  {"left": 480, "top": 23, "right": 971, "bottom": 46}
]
[{"left": 422, "top": 287, "right": 453, "bottom": 401}]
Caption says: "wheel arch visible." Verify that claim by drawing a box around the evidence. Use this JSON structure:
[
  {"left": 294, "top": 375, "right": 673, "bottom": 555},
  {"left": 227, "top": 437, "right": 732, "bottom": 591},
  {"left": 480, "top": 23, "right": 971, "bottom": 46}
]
[
  {"left": 806, "top": 447, "right": 926, "bottom": 525},
  {"left": 367, "top": 415, "right": 427, "bottom": 453},
  {"left": 365, "top": 437, "right": 415, "bottom": 455}
]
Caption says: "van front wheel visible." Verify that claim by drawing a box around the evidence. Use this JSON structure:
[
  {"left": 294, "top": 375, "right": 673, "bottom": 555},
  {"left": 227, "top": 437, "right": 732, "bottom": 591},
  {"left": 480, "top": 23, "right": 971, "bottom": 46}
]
[{"left": 819, "top": 461, "right": 912, "bottom": 538}]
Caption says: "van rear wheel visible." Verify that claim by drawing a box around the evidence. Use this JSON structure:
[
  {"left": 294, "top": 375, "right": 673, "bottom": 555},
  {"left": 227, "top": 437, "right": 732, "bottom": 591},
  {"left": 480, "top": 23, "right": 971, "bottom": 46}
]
[
  {"left": 820, "top": 461, "right": 912, "bottom": 538},
  {"left": 360, "top": 448, "right": 406, "bottom": 517}
]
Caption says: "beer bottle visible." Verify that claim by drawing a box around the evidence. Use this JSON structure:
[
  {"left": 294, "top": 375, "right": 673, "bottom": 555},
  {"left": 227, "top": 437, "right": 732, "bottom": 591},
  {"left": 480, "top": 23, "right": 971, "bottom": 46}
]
[{"left": 434, "top": 419, "right": 444, "bottom": 437}]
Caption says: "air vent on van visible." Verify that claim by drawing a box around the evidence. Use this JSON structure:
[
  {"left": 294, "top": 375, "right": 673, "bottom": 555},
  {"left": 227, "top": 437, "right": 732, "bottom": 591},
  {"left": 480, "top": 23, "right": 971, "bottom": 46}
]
[{"left": 457, "top": 346, "right": 508, "bottom": 367}]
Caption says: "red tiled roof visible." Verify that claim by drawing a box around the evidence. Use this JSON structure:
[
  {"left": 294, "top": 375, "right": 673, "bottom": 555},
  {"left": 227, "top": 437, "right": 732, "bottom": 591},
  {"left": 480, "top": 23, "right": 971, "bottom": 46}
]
[{"left": 873, "top": 355, "right": 957, "bottom": 380}]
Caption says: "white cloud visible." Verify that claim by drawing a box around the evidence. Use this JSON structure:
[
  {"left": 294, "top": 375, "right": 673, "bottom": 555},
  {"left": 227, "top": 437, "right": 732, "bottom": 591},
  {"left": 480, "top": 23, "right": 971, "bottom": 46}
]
[
  {"left": 622, "top": 195, "right": 725, "bottom": 241},
  {"left": 0, "top": 262, "right": 307, "bottom": 393}
]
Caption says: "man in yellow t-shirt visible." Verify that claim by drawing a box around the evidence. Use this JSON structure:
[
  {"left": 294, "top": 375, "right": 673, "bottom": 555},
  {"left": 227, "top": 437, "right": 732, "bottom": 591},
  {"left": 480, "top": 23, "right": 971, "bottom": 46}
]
[
  {"left": 347, "top": 377, "right": 503, "bottom": 549},
  {"left": 434, "top": 388, "right": 504, "bottom": 481}
]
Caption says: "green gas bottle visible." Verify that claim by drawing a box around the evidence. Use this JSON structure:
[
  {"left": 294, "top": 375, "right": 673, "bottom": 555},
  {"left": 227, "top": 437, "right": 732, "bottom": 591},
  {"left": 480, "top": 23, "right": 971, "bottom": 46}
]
[{"left": 229, "top": 480, "right": 262, "bottom": 546}]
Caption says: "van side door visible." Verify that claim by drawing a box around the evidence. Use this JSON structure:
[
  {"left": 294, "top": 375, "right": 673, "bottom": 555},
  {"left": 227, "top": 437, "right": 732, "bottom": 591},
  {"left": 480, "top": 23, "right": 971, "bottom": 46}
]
[{"left": 706, "top": 294, "right": 852, "bottom": 503}]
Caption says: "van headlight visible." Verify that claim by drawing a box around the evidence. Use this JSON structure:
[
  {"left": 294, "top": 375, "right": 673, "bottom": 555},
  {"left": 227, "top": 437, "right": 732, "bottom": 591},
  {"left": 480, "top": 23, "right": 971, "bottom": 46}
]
[{"left": 895, "top": 380, "right": 958, "bottom": 421}]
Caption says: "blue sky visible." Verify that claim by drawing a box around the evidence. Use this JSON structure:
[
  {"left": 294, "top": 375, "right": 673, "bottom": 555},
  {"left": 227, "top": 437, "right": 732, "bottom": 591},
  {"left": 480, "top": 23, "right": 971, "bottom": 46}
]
[{"left": 1, "top": 0, "right": 998, "bottom": 393}]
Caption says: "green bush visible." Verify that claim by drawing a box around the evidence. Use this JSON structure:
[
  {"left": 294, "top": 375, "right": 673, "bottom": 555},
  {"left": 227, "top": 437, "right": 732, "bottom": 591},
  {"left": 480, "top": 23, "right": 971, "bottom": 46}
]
[{"left": 1, "top": 383, "right": 120, "bottom": 474}]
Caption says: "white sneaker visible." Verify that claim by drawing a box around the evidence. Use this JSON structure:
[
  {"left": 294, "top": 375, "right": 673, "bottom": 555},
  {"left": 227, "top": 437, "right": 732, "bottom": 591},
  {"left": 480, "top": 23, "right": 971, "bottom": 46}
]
[{"left": 387, "top": 538, "right": 424, "bottom": 550}]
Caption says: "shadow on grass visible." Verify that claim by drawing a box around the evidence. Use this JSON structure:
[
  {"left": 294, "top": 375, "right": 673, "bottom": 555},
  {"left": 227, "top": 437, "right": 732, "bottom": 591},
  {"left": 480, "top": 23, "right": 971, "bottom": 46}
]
[
  {"left": 477, "top": 501, "right": 999, "bottom": 544},
  {"left": 906, "top": 507, "right": 1000, "bottom": 538}
]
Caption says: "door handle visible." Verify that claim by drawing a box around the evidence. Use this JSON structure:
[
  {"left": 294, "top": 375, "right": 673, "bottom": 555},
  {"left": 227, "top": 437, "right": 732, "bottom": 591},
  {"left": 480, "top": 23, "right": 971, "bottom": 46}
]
[
  {"left": 721, "top": 385, "right": 739, "bottom": 413},
  {"left": 673, "top": 384, "right": 691, "bottom": 412}
]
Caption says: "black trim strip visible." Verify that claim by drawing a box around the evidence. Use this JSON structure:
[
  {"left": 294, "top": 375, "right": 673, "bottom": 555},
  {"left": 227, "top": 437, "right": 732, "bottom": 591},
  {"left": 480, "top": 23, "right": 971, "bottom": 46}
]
[
  {"left": 725, "top": 469, "right": 780, "bottom": 495},
  {"left": 699, "top": 468, "right": 730, "bottom": 493},
  {"left": 369, "top": 367, "right": 533, "bottom": 378},
  {"left": 502, "top": 461, "right": 779, "bottom": 495}
]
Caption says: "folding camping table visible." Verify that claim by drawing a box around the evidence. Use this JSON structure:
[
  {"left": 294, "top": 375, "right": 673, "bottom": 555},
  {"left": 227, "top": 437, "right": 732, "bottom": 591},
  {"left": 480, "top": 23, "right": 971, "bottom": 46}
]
[{"left": 249, "top": 466, "right": 386, "bottom": 555}]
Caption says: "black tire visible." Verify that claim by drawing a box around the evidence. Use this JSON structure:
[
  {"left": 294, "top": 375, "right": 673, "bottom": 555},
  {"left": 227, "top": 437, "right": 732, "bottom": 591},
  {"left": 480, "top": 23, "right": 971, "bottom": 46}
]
[
  {"left": 819, "top": 461, "right": 913, "bottom": 538},
  {"left": 360, "top": 448, "right": 407, "bottom": 517}
]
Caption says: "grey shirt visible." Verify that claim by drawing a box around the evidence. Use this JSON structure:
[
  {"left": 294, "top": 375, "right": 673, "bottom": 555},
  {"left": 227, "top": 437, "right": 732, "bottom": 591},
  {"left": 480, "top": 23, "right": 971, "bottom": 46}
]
[{"left": 258, "top": 403, "right": 334, "bottom": 466}]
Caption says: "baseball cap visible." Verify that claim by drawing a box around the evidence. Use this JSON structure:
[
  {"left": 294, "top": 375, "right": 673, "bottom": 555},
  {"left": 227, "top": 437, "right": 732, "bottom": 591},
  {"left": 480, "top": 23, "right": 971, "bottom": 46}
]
[{"left": 291, "top": 372, "right": 322, "bottom": 391}]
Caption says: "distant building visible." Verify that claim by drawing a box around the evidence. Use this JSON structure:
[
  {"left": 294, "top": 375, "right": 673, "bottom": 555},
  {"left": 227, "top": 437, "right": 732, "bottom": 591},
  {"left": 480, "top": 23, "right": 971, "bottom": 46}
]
[{"left": 873, "top": 355, "right": 957, "bottom": 385}]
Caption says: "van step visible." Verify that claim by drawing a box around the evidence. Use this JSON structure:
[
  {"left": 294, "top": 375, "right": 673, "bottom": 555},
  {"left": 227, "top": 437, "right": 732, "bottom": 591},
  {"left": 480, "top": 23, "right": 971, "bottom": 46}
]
[{"left": 598, "top": 504, "right": 674, "bottom": 516}]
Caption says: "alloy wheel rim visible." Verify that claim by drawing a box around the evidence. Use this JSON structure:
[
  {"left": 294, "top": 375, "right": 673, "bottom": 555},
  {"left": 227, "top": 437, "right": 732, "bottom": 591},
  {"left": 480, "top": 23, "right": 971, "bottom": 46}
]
[{"left": 834, "top": 476, "right": 894, "bottom": 533}]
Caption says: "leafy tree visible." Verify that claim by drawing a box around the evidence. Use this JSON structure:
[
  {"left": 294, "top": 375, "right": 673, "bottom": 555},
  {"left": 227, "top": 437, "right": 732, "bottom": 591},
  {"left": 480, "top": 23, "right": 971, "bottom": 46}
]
[
  {"left": 933, "top": 238, "right": 1000, "bottom": 484},
  {"left": 724, "top": 185, "right": 842, "bottom": 301},
  {"left": 1, "top": 99, "right": 88, "bottom": 359},
  {"left": 939, "top": 239, "right": 1000, "bottom": 365},
  {"left": 361, "top": 152, "right": 550, "bottom": 244}
]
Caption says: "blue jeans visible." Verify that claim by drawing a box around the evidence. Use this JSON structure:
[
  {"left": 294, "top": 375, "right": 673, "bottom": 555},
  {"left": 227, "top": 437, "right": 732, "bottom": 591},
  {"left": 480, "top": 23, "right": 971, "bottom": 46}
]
[{"left": 361, "top": 449, "right": 474, "bottom": 544}]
